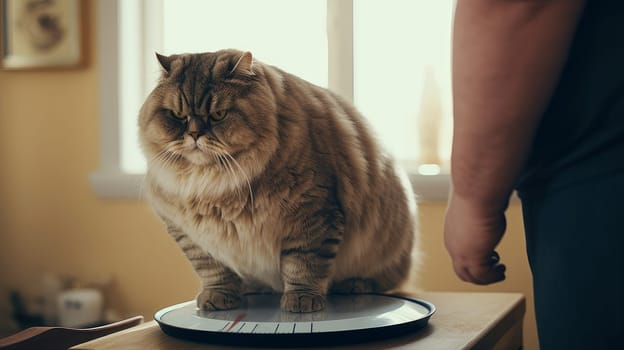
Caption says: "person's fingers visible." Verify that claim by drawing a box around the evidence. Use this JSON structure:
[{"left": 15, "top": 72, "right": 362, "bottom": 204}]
[
  {"left": 452, "top": 254, "right": 506, "bottom": 285},
  {"left": 468, "top": 263, "right": 506, "bottom": 285}
]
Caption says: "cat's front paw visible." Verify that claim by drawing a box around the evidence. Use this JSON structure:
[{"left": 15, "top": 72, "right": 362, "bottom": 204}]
[
  {"left": 281, "top": 291, "right": 326, "bottom": 313},
  {"left": 196, "top": 289, "right": 241, "bottom": 310}
]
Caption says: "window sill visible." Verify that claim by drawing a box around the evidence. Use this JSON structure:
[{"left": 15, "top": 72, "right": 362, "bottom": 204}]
[
  {"left": 89, "top": 171, "right": 450, "bottom": 202},
  {"left": 409, "top": 173, "right": 450, "bottom": 202}
]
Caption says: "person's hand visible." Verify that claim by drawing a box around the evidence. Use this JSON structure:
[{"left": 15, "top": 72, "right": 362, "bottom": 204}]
[{"left": 444, "top": 193, "right": 507, "bottom": 285}]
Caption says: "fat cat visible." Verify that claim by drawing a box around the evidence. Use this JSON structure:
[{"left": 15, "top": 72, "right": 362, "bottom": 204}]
[{"left": 139, "top": 49, "right": 418, "bottom": 313}]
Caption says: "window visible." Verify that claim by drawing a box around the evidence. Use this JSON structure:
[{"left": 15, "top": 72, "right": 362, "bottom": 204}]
[{"left": 92, "top": 0, "right": 452, "bottom": 200}]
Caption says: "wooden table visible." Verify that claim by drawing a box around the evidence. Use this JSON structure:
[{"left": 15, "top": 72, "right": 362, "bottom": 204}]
[{"left": 72, "top": 292, "right": 525, "bottom": 350}]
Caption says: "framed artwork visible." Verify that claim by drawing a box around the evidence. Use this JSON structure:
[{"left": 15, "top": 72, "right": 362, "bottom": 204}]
[{"left": 0, "top": 0, "right": 82, "bottom": 69}]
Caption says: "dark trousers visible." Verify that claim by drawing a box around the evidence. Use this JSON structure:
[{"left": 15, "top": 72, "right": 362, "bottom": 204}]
[{"left": 520, "top": 171, "right": 624, "bottom": 350}]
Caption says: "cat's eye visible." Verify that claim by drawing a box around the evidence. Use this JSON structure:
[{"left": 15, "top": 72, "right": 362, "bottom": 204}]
[
  {"left": 211, "top": 110, "right": 228, "bottom": 121},
  {"left": 168, "top": 109, "right": 186, "bottom": 120}
]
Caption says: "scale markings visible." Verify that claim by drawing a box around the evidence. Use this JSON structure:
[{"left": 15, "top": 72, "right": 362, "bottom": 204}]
[
  {"left": 225, "top": 313, "right": 247, "bottom": 332},
  {"left": 253, "top": 323, "right": 279, "bottom": 334},
  {"left": 219, "top": 321, "right": 231, "bottom": 332},
  {"left": 294, "top": 322, "right": 312, "bottom": 334},
  {"left": 235, "top": 322, "right": 246, "bottom": 333},
  {"left": 275, "top": 323, "right": 293, "bottom": 334}
]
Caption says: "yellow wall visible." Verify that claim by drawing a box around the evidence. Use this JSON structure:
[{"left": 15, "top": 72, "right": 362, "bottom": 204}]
[{"left": 0, "top": 1, "right": 537, "bottom": 348}]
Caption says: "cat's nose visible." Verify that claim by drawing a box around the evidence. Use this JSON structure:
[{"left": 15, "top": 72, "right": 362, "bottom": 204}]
[
  {"left": 188, "top": 131, "right": 201, "bottom": 141},
  {"left": 187, "top": 116, "right": 206, "bottom": 141}
]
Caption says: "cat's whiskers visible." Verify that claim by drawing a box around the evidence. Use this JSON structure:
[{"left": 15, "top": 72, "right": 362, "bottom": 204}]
[
  {"left": 217, "top": 153, "right": 248, "bottom": 205},
  {"left": 203, "top": 142, "right": 255, "bottom": 215},
  {"left": 221, "top": 150, "right": 255, "bottom": 215},
  {"left": 213, "top": 153, "right": 236, "bottom": 189},
  {"left": 151, "top": 142, "right": 185, "bottom": 170},
  {"left": 210, "top": 150, "right": 246, "bottom": 206},
  {"left": 156, "top": 151, "right": 179, "bottom": 170},
  {"left": 151, "top": 143, "right": 177, "bottom": 162}
]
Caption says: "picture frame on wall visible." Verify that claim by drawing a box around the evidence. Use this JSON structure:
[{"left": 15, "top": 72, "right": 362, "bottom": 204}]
[{"left": 0, "top": 0, "right": 82, "bottom": 70}]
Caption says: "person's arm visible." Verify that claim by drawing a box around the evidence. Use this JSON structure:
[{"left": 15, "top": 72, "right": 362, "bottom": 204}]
[{"left": 445, "top": 0, "right": 586, "bottom": 285}]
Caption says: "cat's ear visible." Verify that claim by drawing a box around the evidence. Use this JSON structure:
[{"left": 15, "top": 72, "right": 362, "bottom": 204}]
[
  {"left": 156, "top": 52, "right": 173, "bottom": 73},
  {"left": 230, "top": 51, "right": 254, "bottom": 76}
]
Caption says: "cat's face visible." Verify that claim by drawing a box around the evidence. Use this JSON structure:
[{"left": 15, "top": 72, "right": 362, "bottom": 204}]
[{"left": 139, "top": 50, "right": 279, "bottom": 179}]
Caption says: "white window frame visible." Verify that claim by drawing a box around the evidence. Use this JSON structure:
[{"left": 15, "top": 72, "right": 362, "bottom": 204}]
[{"left": 90, "top": 0, "right": 450, "bottom": 201}]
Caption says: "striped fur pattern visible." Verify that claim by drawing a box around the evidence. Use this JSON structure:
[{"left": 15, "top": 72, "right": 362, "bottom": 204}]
[{"left": 139, "top": 49, "right": 418, "bottom": 312}]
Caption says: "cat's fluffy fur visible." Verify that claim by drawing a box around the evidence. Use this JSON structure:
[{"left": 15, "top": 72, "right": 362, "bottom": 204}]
[{"left": 139, "top": 49, "right": 418, "bottom": 312}]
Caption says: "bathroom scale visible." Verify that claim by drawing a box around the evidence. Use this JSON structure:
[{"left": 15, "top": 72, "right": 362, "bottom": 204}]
[{"left": 154, "top": 293, "right": 435, "bottom": 347}]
